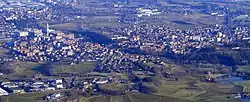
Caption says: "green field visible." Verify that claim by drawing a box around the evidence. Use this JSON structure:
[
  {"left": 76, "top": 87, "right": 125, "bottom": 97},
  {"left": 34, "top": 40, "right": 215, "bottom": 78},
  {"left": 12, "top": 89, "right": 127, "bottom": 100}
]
[
  {"left": 53, "top": 62, "right": 97, "bottom": 74},
  {"left": 154, "top": 76, "right": 240, "bottom": 102},
  {"left": 99, "top": 83, "right": 128, "bottom": 92},
  {"left": 81, "top": 93, "right": 189, "bottom": 102},
  {"left": 45, "top": 8, "right": 223, "bottom": 30},
  {"left": 47, "top": 15, "right": 123, "bottom": 30},
  {"left": 50, "top": 23, "right": 79, "bottom": 30},
  {"left": 0, "top": 61, "right": 96, "bottom": 81},
  {"left": 237, "top": 66, "right": 250, "bottom": 73},
  {"left": 5, "top": 75, "right": 241, "bottom": 102},
  {"left": 233, "top": 80, "right": 250, "bottom": 92},
  {"left": 115, "top": 73, "right": 129, "bottom": 80},
  {"left": 7, "top": 90, "right": 72, "bottom": 102},
  {"left": 8, "top": 91, "right": 55, "bottom": 102},
  {"left": 0, "top": 61, "right": 42, "bottom": 81}
]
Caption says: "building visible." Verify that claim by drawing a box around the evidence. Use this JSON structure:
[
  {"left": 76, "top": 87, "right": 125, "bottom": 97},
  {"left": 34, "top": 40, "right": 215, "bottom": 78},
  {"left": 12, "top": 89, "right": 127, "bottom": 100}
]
[
  {"left": 56, "top": 84, "right": 63, "bottom": 89},
  {"left": 19, "top": 31, "right": 29, "bottom": 37},
  {"left": 0, "top": 88, "right": 8, "bottom": 96},
  {"left": 46, "top": 93, "right": 63, "bottom": 100},
  {"left": 56, "top": 79, "right": 63, "bottom": 84},
  {"left": 11, "top": 88, "right": 25, "bottom": 94}
]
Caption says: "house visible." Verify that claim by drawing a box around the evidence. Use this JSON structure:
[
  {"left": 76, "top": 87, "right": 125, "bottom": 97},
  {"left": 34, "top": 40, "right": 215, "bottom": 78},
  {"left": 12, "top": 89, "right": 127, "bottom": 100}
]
[
  {"left": 56, "top": 84, "right": 63, "bottom": 89},
  {"left": 19, "top": 31, "right": 29, "bottom": 37},
  {"left": 11, "top": 88, "right": 25, "bottom": 94},
  {"left": 92, "top": 78, "right": 109, "bottom": 84},
  {"left": 45, "top": 87, "right": 55, "bottom": 91},
  {"left": 96, "top": 80, "right": 108, "bottom": 84},
  {"left": 46, "top": 93, "right": 63, "bottom": 100},
  {"left": 2, "top": 82, "right": 18, "bottom": 88},
  {"left": 56, "top": 79, "right": 63, "bottom": 84}
]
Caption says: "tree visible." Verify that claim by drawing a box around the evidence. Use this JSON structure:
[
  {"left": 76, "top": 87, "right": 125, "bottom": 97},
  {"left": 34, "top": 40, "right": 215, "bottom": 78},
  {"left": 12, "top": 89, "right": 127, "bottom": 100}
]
[
  {"left": 0, "top": 62, "right": 16, "bottom": 74},
  {"left": 138, "top": 84, "right": 158, "bottom": 94}
]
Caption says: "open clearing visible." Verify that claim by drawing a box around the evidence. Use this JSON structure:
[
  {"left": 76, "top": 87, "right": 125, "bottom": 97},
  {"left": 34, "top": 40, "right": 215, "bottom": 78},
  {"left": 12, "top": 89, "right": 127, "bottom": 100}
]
[
  {"left": 82, "top": 93, "right": 189, "bottom": 102},
  {"left": 0, "top": 61, "right": 42, "bottom": 81},
  {"left": 53, "top": 61, "right": 97, "bottom": 74},
  {"left": 237, "top": 66, "right": 250, "bottom": 73},
  {"left": 154, "top": 76, "right": 239, "bottom": 102}
]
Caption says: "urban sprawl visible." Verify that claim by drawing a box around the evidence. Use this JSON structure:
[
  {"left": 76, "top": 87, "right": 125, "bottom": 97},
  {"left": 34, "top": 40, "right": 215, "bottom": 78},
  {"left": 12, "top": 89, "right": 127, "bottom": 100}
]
[{"left": 0, "top": 0, "right": 250, "bottom": 101}]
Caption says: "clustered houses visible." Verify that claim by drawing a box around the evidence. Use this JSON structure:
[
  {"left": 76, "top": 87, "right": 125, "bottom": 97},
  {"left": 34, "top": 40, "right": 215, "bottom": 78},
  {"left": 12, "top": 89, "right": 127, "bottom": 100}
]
[
  {"left": 0, "top": 0, "right": 52, "bottom": 21},
  {"left": 0, "top": 0, "right": 89, "bottom": 27},
  {"left": 100, "top": 25, "right": 250, "bottom": 55},
  {"left": 97, "top": 52, "right": 162, "bottom": 73},
  {"left": 1, "top": 27, "right": 163, "bottom": 74},
  {"left": 235, "top": 26, "right": 250, "bottom": 42},
  {"left": 0, "top": 19, "right": 15, "bottom": 40},
  {"left": 6, "top": 28, "right": 79, "bottom": 62},
  {"left": 3, "top": 28, "right": 104, "bottom": 63}
]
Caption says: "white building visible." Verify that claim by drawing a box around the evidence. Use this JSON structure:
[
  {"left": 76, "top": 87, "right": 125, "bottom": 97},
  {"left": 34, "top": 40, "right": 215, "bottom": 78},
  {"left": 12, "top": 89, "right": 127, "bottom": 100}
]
[
  {"left": 56, "top": 84, "right": 63, "bottom": 89},
  {"left": 19, "top": 31, "right": 29, "bottom": 37},
  {"left": 56, "top": 79, "right": 63, "bottom": 84},
  {"left": 96, "top": 80, "right": 109, "bottom": 84},
  {"left": 0, "top": 88, "right": 8, "bottom": 96}
]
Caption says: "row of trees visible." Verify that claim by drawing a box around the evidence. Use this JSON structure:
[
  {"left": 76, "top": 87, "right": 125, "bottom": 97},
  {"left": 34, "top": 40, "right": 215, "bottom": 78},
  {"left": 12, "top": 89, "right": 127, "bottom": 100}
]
[{"left": 163, "top": 47, "right": 250, "bottom": 66}]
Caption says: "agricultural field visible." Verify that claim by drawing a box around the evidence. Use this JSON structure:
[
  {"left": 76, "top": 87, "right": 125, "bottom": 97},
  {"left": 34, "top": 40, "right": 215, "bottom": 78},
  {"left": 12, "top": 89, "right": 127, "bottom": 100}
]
[
  {"left": 39, "top": 0, "right": 227, "bottom": 31},
  {"left": 0, "top": 61, "right": 42, "bottom": 81},
  {"left": 8, "top": 92, "right": 49, "bottom": 102},
  {"left": 233, "top": 80, "right": 250, "bottom": 92},
  {"left": 53, "top": 61, "right": 97, "bottom": 74},
  {"left": 50, "top": 23, "right": 79, "bottom": 30},
  {"left": 99, "top": 83, "right": 128, "bottom": 92},
  {"left": 81, "top": 93, "right": 188, "bottom": 102},
  {"left": 237, "top": 66, "right": 250, "bottom": 73},
  {"left": 4, "top": 71, "right": 241, "bottom": 102},
  {"left": 154, "top": 76, "right": 240, "bottom": 102},
  {"left": 7, "top": 90, "right": 70, "bottom": 102}
]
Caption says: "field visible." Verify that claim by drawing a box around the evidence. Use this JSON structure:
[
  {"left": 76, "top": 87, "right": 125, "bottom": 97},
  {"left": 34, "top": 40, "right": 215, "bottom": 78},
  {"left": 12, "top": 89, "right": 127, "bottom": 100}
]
[
  {"left": 8, "top": 92, "right": 48, "bottom": 102},
  {"left": 99, "top": 83, "right": 128, "bottom": 92},
  {"left": 7, "top": 90, "right": 70, "bottom": 102},
  {"left": 0, "top": 61, "right": 97, "bottom": 81},
  {"left": 237, "top": 66, "right": 250, "bottom": 73},
  {"left": 233, "top": 80, "right": 250, "bottom": 92},
  {"left": 82, "top": 75, "right": 240, "bottom": 102},
  {"left": 154, "top": 76, "right": 240, "bottom": 102},
  {"left": 8, "top": 92, "right": 238, "bottom": 102},
  {"left": 4, "top": 73, "right": 241, "bottom": 102},
  {"left": 53, "top": 61, "right": 97, "bottom": 74},
  {"left": 142, "top": 62, "right": 239, "bottom": 101},
  {"left": 81, "top": 92, "right": 238, "bottom": 102},
  {"left": 0, "top": 61, "right": 42, "bottom": 81},
  {"left": 46, "top": 15, "right": 123, "bottom": 31},
  {"left": 81, "top": 93, "right": 189, "bottom": 102},
  {"left": 50, "top": 23, "right": 79, "bottom": 30},
  {"left": 40, "top": 0, "right": 226, "bottom": 31},
  {"left": 151, "top": 12, "right": 224, "bottom": 29}
]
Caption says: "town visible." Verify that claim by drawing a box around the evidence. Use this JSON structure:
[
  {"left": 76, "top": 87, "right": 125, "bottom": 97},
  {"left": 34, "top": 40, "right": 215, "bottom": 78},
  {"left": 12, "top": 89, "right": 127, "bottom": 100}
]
[{"left": 0, "top": 0, "right": 250, "bottom": 102}]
